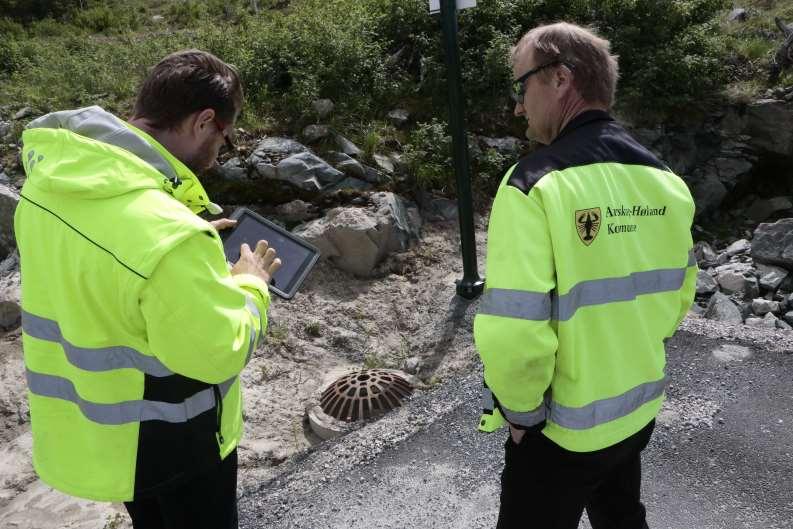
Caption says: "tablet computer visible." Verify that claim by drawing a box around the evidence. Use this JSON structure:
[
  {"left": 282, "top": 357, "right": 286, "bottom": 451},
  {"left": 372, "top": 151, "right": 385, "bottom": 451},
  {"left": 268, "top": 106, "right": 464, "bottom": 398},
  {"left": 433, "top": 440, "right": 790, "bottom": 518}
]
[{"left": 221, "top": 207, "right": 320, "bottom": 299}]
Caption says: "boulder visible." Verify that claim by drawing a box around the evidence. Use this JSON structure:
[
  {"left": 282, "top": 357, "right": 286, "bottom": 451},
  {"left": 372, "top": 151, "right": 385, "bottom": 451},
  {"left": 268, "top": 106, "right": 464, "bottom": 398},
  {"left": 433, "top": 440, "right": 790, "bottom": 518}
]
[
  {"left": 695, "top": 270, "right": 718, "bottom": 295},
  {"left": 334, "top": 134, "right": 362, "bottom": 157},
  {"left": 716, "top": 270, "right": 751, "bottom": 294},
  {"left": 325, "top": 152, "right": 366, "bottom": 179},
  {"left": 312, "top": 99, "right": 334, "bottom": 119},
  {"left": 478, "top": 136, "right": 525, "bottom": 158},
  {"left": 746, "top": 196, "right": 793, "bottom": 221},
  {"left": 776, "top": 318, "right": 792, "bottom": 330},
  {"left": 0, "top": 184, "right": 19, "bottom": 260},
  {"left": 294, "top": 192, "right": 421, "bottom": 277},
  {"left": 13, "top": 107, "right": 34, "bottom": 120},
  {"left": 756, "top": 263, "right": 789, "bottom": 291},
  {"left": 725, "top": 238, "right": 751, "bottom": 256},
  {"left": 273, "top": 200, "right": 317, "bottom": 223},
  {"left": 703, "top": 292, "right": 743, "bottom": 323},
  {"left": 217, "top": 157, "right": 248, "bottom": 181},
  {"left": 746, "top": 312, "right": 779, "bottom": 329},
  {"left": 751, "top": 298, "right": 780, "bottom": 315},
  {"left": 751, "top": 218, "right": 793, "bottom": 269},
  {"left": 783, "top": 311, "right": 793, "bottom": 325},
  {"left": 302, "top": 125, "right": 331, "bottom": 144},
  {"left": 728, "top": 8, "right": 748, "bottom": 22},
  {"left": 693, "top": 241, "right": 718, "bottom": 267},
  {"left": 386, "top": 109, "right": 410, "bottom": 127},
  {"left": 372, "top": 153, "right": 395, "bottom": 174},
  {"left": 275, "top": 152, "right": 345, "bottom": 192}
]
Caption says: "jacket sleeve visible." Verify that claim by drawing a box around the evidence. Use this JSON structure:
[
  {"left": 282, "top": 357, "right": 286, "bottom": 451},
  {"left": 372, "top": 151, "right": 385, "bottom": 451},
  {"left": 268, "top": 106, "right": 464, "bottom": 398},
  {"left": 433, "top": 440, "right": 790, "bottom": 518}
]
[
  {"left": 139, "top": 231, "right": 270, "bottom": 384},
  {"left": 474, "top": 177, "right": 558, "bottom": 431}
]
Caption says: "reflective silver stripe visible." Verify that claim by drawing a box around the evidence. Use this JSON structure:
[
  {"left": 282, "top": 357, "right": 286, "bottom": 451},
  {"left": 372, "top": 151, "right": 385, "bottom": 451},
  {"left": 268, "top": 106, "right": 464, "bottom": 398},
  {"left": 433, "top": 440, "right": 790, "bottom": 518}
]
[
  {"left": 549, "top": 377, "right": 668, "bottom": 430},
  {"left": 500, "top": 402, "right": 547, "bottom": 428},
  {"left": 478, "top": 252, "right": 695, "bottom": 322},
  {"left": 553, "top": 267, "right": 687, "bottom": 321},
  {"left": 26, "top": 369, "right": 237, "bottom": 425},
  {"left": 244, "top": 298, "right": 262, "bottom": 365},
  {"left": 478, "top": 288, "right": 551, "bottom": 320},
  {"left": 482, "top": 387, "right": 495, "bottom": 410},
  {"left": 22, "top": 311, "right": 173, "bottom": 377}
]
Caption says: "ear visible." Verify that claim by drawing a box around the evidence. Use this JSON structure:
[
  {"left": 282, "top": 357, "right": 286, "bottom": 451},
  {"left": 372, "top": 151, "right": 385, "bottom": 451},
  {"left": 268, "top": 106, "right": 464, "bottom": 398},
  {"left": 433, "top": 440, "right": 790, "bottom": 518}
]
[
  {"left": 191, "top": 108, "right": 217, "bottom": 138},
  {"left": 553, "top": 65, "right": 574, "bottom": 97}
]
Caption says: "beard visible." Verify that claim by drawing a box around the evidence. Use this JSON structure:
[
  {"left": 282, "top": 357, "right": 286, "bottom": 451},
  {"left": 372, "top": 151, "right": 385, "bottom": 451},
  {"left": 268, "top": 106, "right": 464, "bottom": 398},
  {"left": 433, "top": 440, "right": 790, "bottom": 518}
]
[{"left": 182, "top": 135, "right": 218, "bottom": 174}]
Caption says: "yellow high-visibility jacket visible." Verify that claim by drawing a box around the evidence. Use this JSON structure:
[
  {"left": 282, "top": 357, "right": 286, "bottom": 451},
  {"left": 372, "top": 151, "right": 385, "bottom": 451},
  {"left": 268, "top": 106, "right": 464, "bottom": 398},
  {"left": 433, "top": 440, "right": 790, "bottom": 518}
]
[
  {"left": 474, "top": 110, "right": 697, "bottom": 452},
  {"left": 16, "top": 106, "right": 269, "bottom": 501}
]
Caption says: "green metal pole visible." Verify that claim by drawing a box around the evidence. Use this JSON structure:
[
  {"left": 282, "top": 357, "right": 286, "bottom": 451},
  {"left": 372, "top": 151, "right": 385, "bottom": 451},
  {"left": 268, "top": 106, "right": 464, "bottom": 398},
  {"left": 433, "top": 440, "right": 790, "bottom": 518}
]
[{"left": 440, "top": 0, "right": 484, "bottom": 299}]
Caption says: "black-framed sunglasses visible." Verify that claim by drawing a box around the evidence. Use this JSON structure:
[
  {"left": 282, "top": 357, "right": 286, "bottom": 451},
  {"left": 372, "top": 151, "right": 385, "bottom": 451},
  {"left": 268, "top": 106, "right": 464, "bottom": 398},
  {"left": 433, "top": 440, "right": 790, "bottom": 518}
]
[
  {"left": 509, "top": 60, "right": 572, "bottom": 103},
  {"left": 213, "top": 119, "right": 236, "bottom": 154}
]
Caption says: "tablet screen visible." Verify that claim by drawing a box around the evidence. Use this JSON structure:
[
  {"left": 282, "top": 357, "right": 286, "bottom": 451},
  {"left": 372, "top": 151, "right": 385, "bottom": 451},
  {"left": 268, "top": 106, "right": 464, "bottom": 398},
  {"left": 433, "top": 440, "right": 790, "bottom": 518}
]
[{"left": 222, "top": 209, "right": 319, "bottom": 299}]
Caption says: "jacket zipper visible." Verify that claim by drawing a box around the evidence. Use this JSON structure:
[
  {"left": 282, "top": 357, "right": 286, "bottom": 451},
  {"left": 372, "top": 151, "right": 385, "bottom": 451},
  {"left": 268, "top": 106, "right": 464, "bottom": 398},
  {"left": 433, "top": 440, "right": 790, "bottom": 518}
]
[{"left": 212, "top": 384, "right": 224, "bottom": 445}]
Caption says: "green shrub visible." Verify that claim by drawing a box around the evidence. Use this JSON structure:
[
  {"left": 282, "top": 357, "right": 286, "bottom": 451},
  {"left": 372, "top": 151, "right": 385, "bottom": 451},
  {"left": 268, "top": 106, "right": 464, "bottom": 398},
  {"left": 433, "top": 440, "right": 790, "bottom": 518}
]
[
  {"left": 0, "top": 0, "right": 83, "bottom": 22},
  {"left": 71, "top": 5, "right": 142, "bottom": 33}
]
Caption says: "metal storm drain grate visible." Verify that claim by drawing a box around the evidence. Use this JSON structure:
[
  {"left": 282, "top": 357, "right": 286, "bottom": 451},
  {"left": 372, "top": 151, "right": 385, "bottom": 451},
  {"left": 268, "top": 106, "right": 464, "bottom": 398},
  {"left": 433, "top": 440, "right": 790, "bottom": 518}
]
[{"left": 320, "top": 369, "right": 414, "bottom": 422}]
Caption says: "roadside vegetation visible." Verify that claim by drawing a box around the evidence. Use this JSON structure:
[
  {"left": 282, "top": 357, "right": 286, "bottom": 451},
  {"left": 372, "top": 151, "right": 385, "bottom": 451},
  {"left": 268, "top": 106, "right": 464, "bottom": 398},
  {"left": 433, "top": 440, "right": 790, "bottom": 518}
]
[{"left": 1, "top": 0, "right": 791, "bottom": 196}]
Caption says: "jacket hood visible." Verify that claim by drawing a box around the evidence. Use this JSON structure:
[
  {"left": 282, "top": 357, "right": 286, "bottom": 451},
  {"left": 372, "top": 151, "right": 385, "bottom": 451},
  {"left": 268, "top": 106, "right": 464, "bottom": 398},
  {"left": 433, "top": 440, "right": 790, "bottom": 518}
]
[{"left": 21, "top": 106, "right": 220, "bottom": 214}]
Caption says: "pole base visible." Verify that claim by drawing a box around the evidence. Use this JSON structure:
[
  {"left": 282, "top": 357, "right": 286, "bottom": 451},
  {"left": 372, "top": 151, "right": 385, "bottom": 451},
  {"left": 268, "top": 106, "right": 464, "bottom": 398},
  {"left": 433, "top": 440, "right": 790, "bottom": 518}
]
[{"left": 456, "top": 277, "right": 485, "bottom": 300}]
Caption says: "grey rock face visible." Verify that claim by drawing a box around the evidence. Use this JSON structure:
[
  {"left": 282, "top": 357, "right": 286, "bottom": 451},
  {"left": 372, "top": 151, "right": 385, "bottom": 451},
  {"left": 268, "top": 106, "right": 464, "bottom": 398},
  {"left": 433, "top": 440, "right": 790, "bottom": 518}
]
[
  {"left": 276, "top": 152, "right": 345, "bottom": 192},
  {"left": 748, "top": 312, "right": 779, "bottom": 328},
  {"left": 751, "top": 218, "right": 793, "bottom": 269},
  {"left": 0, "top": 261, "right": 20, "bottom": 330},
  {"left": 0, "top": 121, "right": 11, "bottom": 142},
  {"left": 704, "top": 292, "right": 743, "bottom": 323},
  {"left": 0, "top": 184, "right": 19, "bottom": 260},
  {"left": 479, "top": 136, "right": 524, "bottom": 157},
  {"left": 13, "top": 107, "right": 34, "bottom": 120},
  {"left": 312, "top": 99, "right": 334, "bottom": 119},
  {"left": 756, "top": 263, "right": 789, "bottom": 291},
  {"left": 372, "top": 154, "right": 395, "bottom": 174},
  {"left": 325, "top": 152, "right": 365, "bottom": 179},
  {"left": 696, "top": 270, "right": 718, "bottom": 295},
  {"left": 323, "top": 177, "right": 373, "bottom": 193},
  {"left": 217, "top": 157, "right": 248, "bottom": 181},
  {"left": 716, "top": 270, "right": 751, "bottom": 295},
  {"left": 274, "top": 200, "right": 317, "bottom": 223},
  {"left": 783, "top": 311, "right": 793, "bottom": 325},
  {"left": 751, "top": 298, "right": 780, "bottom": 315},
  {"left": 743, "top": 100, "right": 793, "bottom": 157},
  {"left": 725, "top": 239, "right": 751, "bottom": 256},
  {"left": 294, "top": 192, "right": 421, "bottom": 277},
  {"left": 689, "top": 171, "right": 728, "bottom": 215},
  {"left": 746, "top": 196, "right": 793, "bottom": 221},
  {"left": 302, "top": 125, "right": 330, "bottom": 144},
  {"left": 334, "top": 134, "right": 362, "bottom": 157},
  {"left": 728, "top": 8, "right": 748, "bottom": 22},
  {"left": 387, "top": 109, "right": 410, "bottom": 127},
  {"left": 694, "top": 241, "right": 719, "bottom": 267}
]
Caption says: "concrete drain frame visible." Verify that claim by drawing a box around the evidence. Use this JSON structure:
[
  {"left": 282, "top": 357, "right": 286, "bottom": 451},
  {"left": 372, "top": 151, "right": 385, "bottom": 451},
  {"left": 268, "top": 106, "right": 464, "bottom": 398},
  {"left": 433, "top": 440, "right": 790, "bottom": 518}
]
[{"left": 308, "top": 369, "right": 416, "bottom": 440}]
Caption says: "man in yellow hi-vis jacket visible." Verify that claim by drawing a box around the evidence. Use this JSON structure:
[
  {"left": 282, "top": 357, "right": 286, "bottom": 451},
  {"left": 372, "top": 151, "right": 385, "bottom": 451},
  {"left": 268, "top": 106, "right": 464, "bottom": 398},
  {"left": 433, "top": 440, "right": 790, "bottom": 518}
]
[
  {"left": 474, "top": 23, "right": 697, "bottom": 529},
  {"left": 15, "top": 50, "right": 280, "bottom": 529}
]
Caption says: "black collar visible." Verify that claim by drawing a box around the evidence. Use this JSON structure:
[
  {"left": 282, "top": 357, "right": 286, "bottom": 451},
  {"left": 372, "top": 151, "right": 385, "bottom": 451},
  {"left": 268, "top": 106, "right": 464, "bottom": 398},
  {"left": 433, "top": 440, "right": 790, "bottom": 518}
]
[{"left": 553, "top": 109, "right": 614, "bottom": 143}]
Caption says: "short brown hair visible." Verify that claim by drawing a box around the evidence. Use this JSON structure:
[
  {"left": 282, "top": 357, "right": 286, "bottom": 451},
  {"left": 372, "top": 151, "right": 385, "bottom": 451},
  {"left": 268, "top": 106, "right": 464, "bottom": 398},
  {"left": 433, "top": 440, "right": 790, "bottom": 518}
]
[
  {"left": 133, "top": 49, "right": 243, "bottom": 129},
  {"left": 513, "top": 23, "right": 619, "bottom": 108}
]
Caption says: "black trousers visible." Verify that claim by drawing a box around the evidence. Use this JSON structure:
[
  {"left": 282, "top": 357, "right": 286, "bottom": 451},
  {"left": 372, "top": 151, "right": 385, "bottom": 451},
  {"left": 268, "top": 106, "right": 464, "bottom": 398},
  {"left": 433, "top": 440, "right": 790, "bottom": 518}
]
[
  {"left": 124, "top": 449, "right": 238, "bottom": 529},
  {"left": 497, "top": 420, "right": 654, "bottom": 529}
]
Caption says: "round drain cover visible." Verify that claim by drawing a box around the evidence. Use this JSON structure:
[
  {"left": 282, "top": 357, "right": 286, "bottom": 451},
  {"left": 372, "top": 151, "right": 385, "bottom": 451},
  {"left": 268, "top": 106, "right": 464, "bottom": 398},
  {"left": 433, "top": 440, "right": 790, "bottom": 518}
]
[{"left": 320, "top": 369, "right": 413, "bottom": 422}]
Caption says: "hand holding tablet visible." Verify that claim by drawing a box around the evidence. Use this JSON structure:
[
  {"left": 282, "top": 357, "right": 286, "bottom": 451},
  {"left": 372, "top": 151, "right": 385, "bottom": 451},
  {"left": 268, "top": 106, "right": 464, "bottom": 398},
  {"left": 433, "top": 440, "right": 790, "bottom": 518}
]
[{"left": 220, "top": 208, "right": 320, "bottom": 299}]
